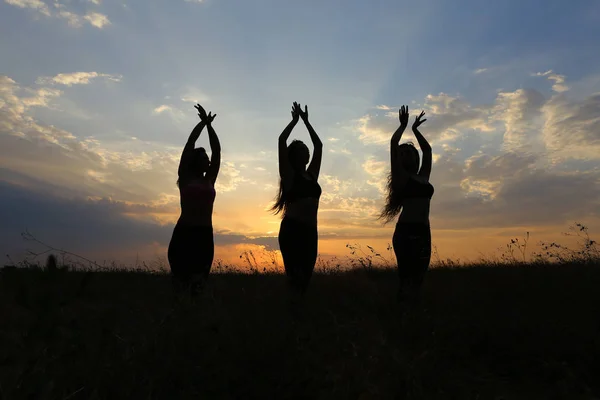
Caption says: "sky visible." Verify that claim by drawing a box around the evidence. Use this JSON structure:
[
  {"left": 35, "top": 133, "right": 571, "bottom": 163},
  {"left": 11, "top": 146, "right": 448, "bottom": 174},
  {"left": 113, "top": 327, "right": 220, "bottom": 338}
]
[{"left": 1, "top": 0, "right": 600, "bottom": 268}]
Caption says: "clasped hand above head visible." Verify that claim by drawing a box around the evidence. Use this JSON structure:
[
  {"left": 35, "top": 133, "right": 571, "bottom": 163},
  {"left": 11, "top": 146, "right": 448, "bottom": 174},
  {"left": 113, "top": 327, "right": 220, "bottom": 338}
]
[
  {"left": 291, "top": 101, "right": 310, "bottom": 124},
  {"left": 195, "top": 103, "right": 216, "bottom": 124}
]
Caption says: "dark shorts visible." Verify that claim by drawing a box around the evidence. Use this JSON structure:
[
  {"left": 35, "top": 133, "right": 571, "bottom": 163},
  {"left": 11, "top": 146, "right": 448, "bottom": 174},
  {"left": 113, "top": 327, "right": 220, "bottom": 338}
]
[
  {"left": 278, "top": 216, "right": 318, "bottom": 293},
  {"left": 392, "top": 222, "right": 431, "bottom": 286},
  {"left": 168, "top": 223, "right": 214, "bottom": 282}
]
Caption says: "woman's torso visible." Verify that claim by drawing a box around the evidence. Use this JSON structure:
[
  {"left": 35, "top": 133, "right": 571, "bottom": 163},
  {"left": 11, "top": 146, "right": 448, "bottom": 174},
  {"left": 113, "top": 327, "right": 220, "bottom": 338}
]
[
  {"left": 178, "top": 178, "right": 216, "bottom": 226},
  {"left": 397, "top": 174, "right": 434, "bottom": 225},
  {"left": 284, "top": 171, "right": 322, "bottom": 226}
]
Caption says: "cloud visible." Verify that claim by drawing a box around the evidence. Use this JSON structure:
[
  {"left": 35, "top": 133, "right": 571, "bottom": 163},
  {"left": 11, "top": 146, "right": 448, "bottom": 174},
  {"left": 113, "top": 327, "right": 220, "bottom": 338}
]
[
  {"left": 21, "top": 87, "right": 63, "bottom": 109},
  {"left": 1, "top": 74, "right": 184, "bottom": 204},
  {"left": 541, "top": 92, "right": 600, "bottom": 158},
  {"left": 153, "top": 105, "right": 175, "bottom": 115},
  {"left": 151, "top": 104, "right": 190, "bottom": 123},
  {"left": 4, "top": 0, "right": 50, "bottom": 15},
  {"left": 342, "top": 70, "right": 600, "bottom": 233},
  {"left": 460, "top": 151, "right": 538, "bottom": 200},
  {"left": 464, "top": 151, "right": 538, "bottom": 183},
  {"left": 352, "top": 93, "right": 495, "bottom": 146},
  {"left": 179, "top": 87, "right": 211, "bottom": 104},
  {"left": 493, "top": 88, "right": 545, "bottom": 152},
  {"left": 353, "top": 70, "right": 599, "bottom": 160},
  {"left": 215, "top": 162, "right": 248, "bottom": 192},
  {"left": 5, "top": 0, "right": 111, "bottom": 29},
  {"left": 362, "top": 156, "right": 387, "bottom": 194},
  {"left": 1, "top": 75, "right": 272, "bottom": 263},
  {"left": 433, "top": 168, "right": 600, "bottom": 229},
  {"left": 0, "top": 179, "right": 281, "bottom": 263},
  {"left": 36, "top": 72, "right": 122, "bottom": 86},
  {"left": 421, "top": 93, "right": 496, "bottom": 139},
  {"left": 83, "top": 12, "right": 110, "bottom": 28},
  {"left": 53, "top": 4, "right": 83, "bottom": 26},
  {"left": 426, "top": 137, "right": 600, "bottom": 230},
  {"left": 474, "top": 68, "right": 489, "bottom": 74},
  {"left": 534, "top": 70, "right": 570, "bottom": 93},
  {"left": 353, "top": 114, "right": 395, "bottom": 145}
]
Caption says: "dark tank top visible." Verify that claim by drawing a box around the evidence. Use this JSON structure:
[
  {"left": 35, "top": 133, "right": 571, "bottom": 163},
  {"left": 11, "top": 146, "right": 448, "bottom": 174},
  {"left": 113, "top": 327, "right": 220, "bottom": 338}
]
[
  {"left": 180, "top": 179, "right": 216, "bottom": 206},
  {"left": 286, "top": 172, "right": 322, "bottom": 202},
  {"left": 403, "top": 176, "right": 434, "bottom": 199}
]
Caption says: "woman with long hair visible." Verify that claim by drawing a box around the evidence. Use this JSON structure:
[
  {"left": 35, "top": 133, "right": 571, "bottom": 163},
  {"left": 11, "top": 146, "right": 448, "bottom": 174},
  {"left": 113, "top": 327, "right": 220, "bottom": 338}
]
[
  {"left": 271, "top": 101, "right": 323, "bottom": 296},
  {"left": 168, "top": 104, "right": 221, "bottom": 295},
  {"left": 379, "top": 105, "right": 433, "bottom": 303}
]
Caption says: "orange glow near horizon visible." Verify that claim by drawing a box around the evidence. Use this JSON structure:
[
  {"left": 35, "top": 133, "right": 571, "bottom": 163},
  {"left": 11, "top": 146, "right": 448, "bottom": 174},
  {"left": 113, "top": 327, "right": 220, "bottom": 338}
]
[{"left": 95, "top": 218, "right": 600, "bottom": 270}]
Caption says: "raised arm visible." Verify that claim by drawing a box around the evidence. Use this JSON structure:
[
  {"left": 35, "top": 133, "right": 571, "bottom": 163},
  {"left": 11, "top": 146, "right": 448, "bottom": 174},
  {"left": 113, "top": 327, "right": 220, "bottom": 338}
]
[
  {"left": 298, "top": 105, "right": 323, "bottom": 179},
  {"left": 204, "top": 112, "right": 221, "bottom": 184},
  {"left": 390, "top": 105, "right": 410, "bottom": 186},
  {"left": 179, "top": 120, "right": 206, "bottom": 177},
  {"left": 278, "top": 102, "right": 301, "bottom": 182},
  {"left": 412, "top": 111, "right": 432, "bottom": 181}
]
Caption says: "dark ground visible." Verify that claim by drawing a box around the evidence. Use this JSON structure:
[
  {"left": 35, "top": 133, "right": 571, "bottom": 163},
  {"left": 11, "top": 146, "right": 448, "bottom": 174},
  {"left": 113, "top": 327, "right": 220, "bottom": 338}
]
[{"left": 1, "top": 262, "right": 599, "bottom": 399}]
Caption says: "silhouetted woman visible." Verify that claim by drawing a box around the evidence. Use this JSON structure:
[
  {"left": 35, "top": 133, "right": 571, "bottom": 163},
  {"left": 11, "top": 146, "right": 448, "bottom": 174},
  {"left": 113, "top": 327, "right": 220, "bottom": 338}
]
[
  {"left": 271, "top": 101, "right": 323, "bottom": 296},
  {"left": 380, "top": 105, "right": 433, "bottom": 303},
  {"left": 168, "top": 104, "right": 221, "bottom": 295}
]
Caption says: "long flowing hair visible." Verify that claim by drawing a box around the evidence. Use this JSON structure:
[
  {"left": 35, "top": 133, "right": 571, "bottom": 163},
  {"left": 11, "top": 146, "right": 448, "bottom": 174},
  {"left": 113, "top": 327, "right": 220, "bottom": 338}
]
[
  {"left": 378, "top": 142, "right": 420, "bottom": 224},
  {"left": 270, "top": 140, "right": 310, "bottom": 215}
]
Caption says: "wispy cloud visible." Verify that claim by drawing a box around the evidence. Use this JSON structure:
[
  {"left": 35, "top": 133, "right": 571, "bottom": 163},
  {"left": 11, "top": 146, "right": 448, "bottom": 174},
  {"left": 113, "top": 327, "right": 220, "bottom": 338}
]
[
  {"left": 151, "top": 104, "right": 186, "bottom": 122},
  {"left": 362, "top": 156, "right": 387, "bottom": 194},
  {"left": 215, "top": 162, "right": 249, "bottom": 192},
  {"left": 180, "top": 88, "right": 211, "bottom": 104},
  {"left": 83, "top": 12, "right": 110, "bottom": 28},
  {"left": 353, "top": 114, "right": 394, "bottom": 144},
  {"left": 20, "top": 87, "right": 63, "bottom": 109},
  {"left": 5, "top": 0, "right": 50, "bottom": 15},
  {"left": 36, "top": 72, "right": 122, "bottom": 86},
  {"left": 153, "top": 105, "right": 174, "bottom": 114},
  {"left": 533, "top": 70, "right": 570, "bottom": 93},
  {"left": 341, "top": 69, "right": 600, "bottom": 234},
  {"left": 5, "top": 0, "right": 111, "bottom": 29}
]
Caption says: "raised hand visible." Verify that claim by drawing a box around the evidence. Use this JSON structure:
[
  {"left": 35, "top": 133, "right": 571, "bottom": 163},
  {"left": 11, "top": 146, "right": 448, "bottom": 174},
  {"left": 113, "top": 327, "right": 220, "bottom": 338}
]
[
  {"left": 412, "top": 110, "right": 427, "bottom": 130},
  {"left": 399, "top": 105, "right": 409, "bottom": 128},
  {"left": 298, "top": 104, "right": 309, "bottom": 123},
  {"left": 195, "top": 104, "right": 208, "bottom": 120},
  {"left": 195, "top": 104, "right": 216, "bottom": 124},
  {"left": 291, "top": 101, "right": 301, "bottom": 123},
  {"left": 205, "top": 111, "right": 216, "bottom": 124}
]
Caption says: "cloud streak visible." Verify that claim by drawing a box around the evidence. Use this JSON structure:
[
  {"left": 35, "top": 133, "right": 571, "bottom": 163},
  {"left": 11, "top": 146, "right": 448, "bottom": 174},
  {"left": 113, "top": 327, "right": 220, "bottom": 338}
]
[
  {"left": 36, "top": 72, "right": 122, "bottom": 86},
  {"left": 4, "top": 0, "right": 111, "bottom": 29},
  {"left": 5, "top": 0, "right": 50, "bottom": 15},
  {"left": 534, "top": 70, "right": 570, "bottom": 93}
]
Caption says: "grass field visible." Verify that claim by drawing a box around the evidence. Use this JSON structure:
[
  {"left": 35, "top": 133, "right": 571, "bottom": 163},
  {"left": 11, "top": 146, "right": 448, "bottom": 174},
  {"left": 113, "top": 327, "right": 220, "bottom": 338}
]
[{"left": 1, "top": 259, "right": 600, "bottom": 399}]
